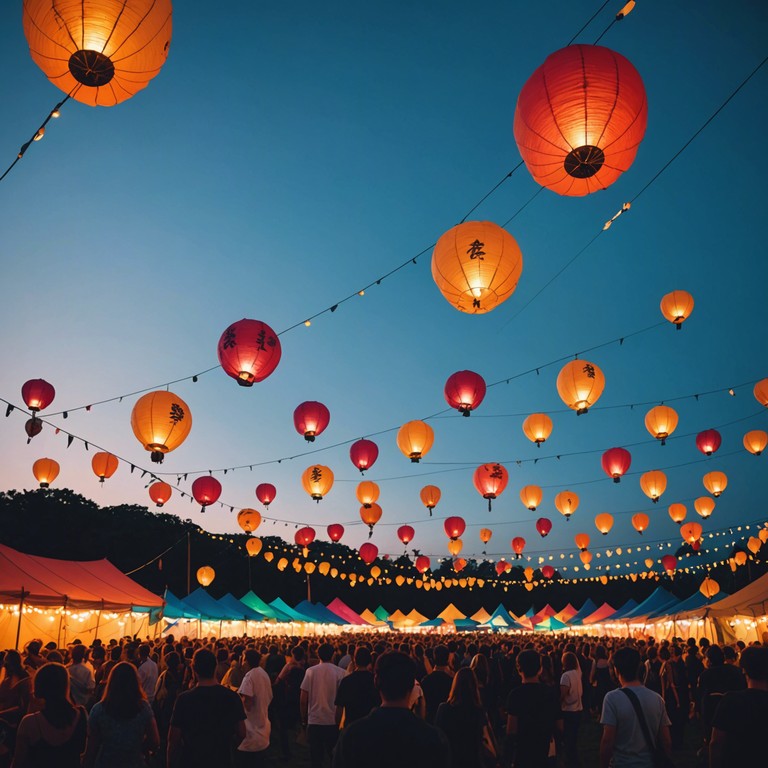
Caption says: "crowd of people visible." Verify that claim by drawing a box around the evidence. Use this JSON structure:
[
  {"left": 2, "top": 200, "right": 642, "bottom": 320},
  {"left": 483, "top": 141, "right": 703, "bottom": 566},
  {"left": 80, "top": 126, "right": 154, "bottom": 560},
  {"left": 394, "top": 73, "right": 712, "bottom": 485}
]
[{"left": 0, "top": 630, "right": 766, "bottom": 767}]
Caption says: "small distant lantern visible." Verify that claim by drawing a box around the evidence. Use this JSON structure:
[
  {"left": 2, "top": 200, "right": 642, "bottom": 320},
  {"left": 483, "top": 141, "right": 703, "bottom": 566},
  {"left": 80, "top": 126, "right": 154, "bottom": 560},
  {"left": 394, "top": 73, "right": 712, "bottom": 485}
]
[
  {"left": 631, "top": 513, "right": 650, "bottom": 534},
  {"left": 519, "top": 485, "right": 543, "bottom": 511},
  {"left": 327, "top": 524, "right": 344, "bottom": 543},
  {"left": 660, "top": 290, "right": 694, "bottom": 329},
  {"left": 415, "top": 555, "right": 430, "bottom": 574},
  {"left": 360, "top": 503, "right": 382, "bottom": 538},
  {"left": 255, "top": 483, "right": 276, "bottom": 507},
  {"left": 700, "top": 577, "right": 719, "bottom": 599},
  {"left": 574, "top": 533, "right": 590, "bottom": 551},
  {"left": 511, "top": 537, "right": 526, "bottom": 559},
  {"left": 149, "top": 481, "right": 172, "bottom": 507},
  {"left": 668, "top": 503, "right": 687, "bottom": 525},
  {"left": 640, "top": 470, "right": 667, "bottom": 503},
  {"left": 594, "top": 513, "right": 614, "bottom": 535},
  {"left": 359, "top": 542, "right": 378, "bottom": 565},
  {"left": 91, "top": 452, "right": 118, "bottom": 484},
  {"left": 542, "top": 565, "right": 555, "bottom": 579},
  {"left": 522, "top": 413, "right": 553, "bottom": 446},
  {"left": 644, "top": 405, "right": 678, "bottom": 445},
  {"left": 696, "top": 429, "right": 722, "bottom": 456},
  {"left": 694, "top": 497, "right": 715, "bottom": 519},
  {"left": 191, "top": 476, "right": 222, "bottom": 513},
  {"left": 555, "top": 490, "right": 579, "bottom": 521},
  {"left": 601, "top": 447, "right": 631, "bottom": 482},
  {"left": 237, "top": 508, "right": 262, "bottom": 534},
  {"left": 349, "top": 439, "right": 379, "bottom": 473},
  {"left": 245, "top": 538, "right": 262, "bottom": 557},
  {"left": 420, "top": 485, "right": 441, "bottom": 516},
  {"left": 535, "top": 517, "right": 553, "bottom": 538},
  {"left": 397, "top": 525, "right": 415, "bottom": 547},
  {"left": 356, "top": 481, "right": 380, "bottom": 508},
  {"left": 197, "top": 566, "right": 215, "bottom": 587}
]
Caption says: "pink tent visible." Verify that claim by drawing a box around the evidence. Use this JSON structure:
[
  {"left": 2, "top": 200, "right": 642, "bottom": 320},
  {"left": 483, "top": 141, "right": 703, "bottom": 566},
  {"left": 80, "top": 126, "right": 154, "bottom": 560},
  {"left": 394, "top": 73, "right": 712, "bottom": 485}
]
[
  {"left": 530, "top": 604, "right": 557, "bottom": 626},
  {"left": 325, "top": 598, "right": 368, "bottom": 625},
  {"left": 582, "top": 603, "right": 617, "bottom": 624}
]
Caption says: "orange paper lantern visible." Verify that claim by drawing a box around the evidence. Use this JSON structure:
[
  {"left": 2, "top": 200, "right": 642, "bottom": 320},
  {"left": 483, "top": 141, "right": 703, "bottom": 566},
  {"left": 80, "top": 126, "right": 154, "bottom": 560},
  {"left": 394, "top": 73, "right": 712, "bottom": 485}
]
[
  {"left": 660, "top": 290, "right": 694, "bottom": 329},
  {"left": 574, "top": 533, "right": 590, "bottom": 551},
  {"left": 148, "top": 481, "right": 172, "bottom": 507},
  {"left": 91, "top": 452, "right": 118, "bottom": 483},
  {"left": 130, "top": 391, "right": 192, "bottom": 463},
  {"left": 519, "top": 485, "right": 543, "bottom": 511},
  {"left": 356, "top": 481, "right": 380, "bottom": 508},
  {"left": 754, "top": 379, "right": 768, "bottom": 407},
  {"left": 744, "top": 430, "right": 768, "bottom": 456},
  {"left": 702, "top": 471, "right": 727, "bottom": 497},
  {"left": 694, "top": 497, "right": 715, "bottom": 519},
  {"left": 640, "top": 470, "right": 667, "bottom": 503},
  {"left": 32, "top": 457, "right": 59, "bottom": 488},
  {"left": 301, "top": 465, "right": 334, "bottom": 501},
  {"left": 645, "top": 405, "right": 678, "bottom": 445},
  {"left": 237, "top": 508, "right": 262, "bottom": 535},
  {"left": 631, "top": 513, "right": 650, "bottom": 534},
  {"left": 360, "top": 503, "right": 382, "bottom": 538},
  {"left": 473, "top": 463, "right": 509, "bottom": 511},
  {"left": 245, "top": 538, "right": 262, "bottom": 557},
  {"left": 420, "top": 485, "right": 441, "bottom": 516},
  {"left": 594, "top": 513, "right": 614, "bottom": 535},
  {"left": 556, "top": 360, "right": 605, "bottom": 414},
  {"left": 668, "top": 503, "right": 687, "bottom": 525},
  {"left": 397, "top": 421, "right": 434, "bottom": 463},
  {"left": 196, "top": 566, "right": 215, "bottom": 587},
  {"left": 522, "top": 413, "right": 553, "bottom": 446},
  {"left": 555, "top": 490, "right": 579, "bottom": 521}
]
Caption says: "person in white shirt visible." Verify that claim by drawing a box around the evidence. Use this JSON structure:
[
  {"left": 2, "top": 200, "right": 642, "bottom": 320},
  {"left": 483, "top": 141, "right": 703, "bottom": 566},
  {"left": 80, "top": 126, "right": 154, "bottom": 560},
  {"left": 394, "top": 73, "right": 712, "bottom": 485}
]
[
  {"left": 237, "top": 649, "right": 273, "bottom": 767},
  {"left": 300, "top": 643, "right": 345, "bottom": 768},
  {"left": 137, "top": 644, "right": 159, "bottom": 704},
  {"left": 67, "top": 644, "right": 95, "bottom": 706},
  {"left": 560, "top": 651, "right": 584, "bottom": 768}
]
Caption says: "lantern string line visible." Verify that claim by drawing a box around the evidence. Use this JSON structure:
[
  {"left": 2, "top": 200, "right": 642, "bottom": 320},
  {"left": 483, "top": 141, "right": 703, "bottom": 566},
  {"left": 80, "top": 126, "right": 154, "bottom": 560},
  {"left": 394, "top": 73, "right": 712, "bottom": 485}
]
[
  {"left": 567, "top": 0, "right": 613, "bottom": 46},
  {"left": 123, "top": 531, "right": 189, "bottom": 575},
  {"left": 458, "top": 162, "right": 525, "bottom": 224}
]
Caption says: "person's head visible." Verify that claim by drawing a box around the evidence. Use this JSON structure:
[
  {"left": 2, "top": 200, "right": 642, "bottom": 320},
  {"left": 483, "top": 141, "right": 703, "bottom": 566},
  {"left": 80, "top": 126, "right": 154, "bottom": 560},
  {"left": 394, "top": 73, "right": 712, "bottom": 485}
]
[
  {"left": 374, "top": 651, "right": 415, "bottom": 704},
  {"left": 646, "top": 646, "right": 657, "bottom": 661},
  {"left": 164, "top": 651, "right": 180, "bottom": 672},
  {"left": 433, "top": 644, "right": 449, "bottom": 667},
  {"left": 562, "top": 651, "right": 579, "bottom": 672},
  {"left": 658, "top": 646, "right": 671, "bottom": 662},
  {"left": 517, "top": 649, "right": 541, "bottom": 679},
  {"left": 34, "top": 662, "right": 70, "bottom": 704},
  {"left": 25, "top": 640, "right": 42, "bottom": 657},
  {"left": 291, "top": 646, "right": 305, "bottom": 663},
  {"left": 46, "top": 650, "right": 64, "bottom": 664},
  {"left": 612, "top": 647, "right": 642, "bottom": 683},
  {"left": 594, "top": 644, "right": 607, "bottom": 661},
  {"left": 103, "top": 662, "right": 146, "bottom": 719},
  {"left": 243, "top": 649, "right": 261, "bottom": 670},
  {"left": 447, "top": 667, "right": 480, "bottom": 707},
  {"left": 354, "top": 647, "right": 372, "bottom": 669},
  {"left": 71, "top": 645, "right": 86, "bottom": 665},
  {"left": 723, "top": 645, "right": 737, "bottom": 663},
  {"left": 739, "top": 646, "right": 768, "bottom": 683},
  {"left": 3, "top": 650, "right": 25, "bottom": 678},
  {"left": 318, "top": 643, "right": 334, "bottom": 663},
  {"left": 470, "top": 653, "right": 489, "bottom": 685},
  {"left": 192, "top": 648, "right": 217, "bottom": 681},
  {"left": 706, "top": 645, "right": 724, "bottom": 668}
]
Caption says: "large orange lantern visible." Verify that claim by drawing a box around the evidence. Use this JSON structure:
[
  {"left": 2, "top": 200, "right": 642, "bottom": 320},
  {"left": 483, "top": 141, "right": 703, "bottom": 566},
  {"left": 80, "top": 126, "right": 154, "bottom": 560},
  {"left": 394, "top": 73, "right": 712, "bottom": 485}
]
[
  {"left": 23, "top": 0, "right": 172, "bottom": 107},
  {"left": 431, "top": 221, "right": 523, "bottom": 314},
  {"left": 668, "top": 503, "right": 687, "bottom": 525},
  {"left": 511, "top": 537, "right": 526, "bottom": 559},
  {"left": 640, "top": 470, "right": 667, "bottom": 503},
  {"left": 555, "top": 490, "right": 579, "bottom": 521},
  {"left": 703, "top": 471, "right": 727, "bottom": 497},
  {"left": 130, "top": 391, "right": 192, "bottom": 463},
  {"left": 601, "top": 447, "right": 631, "bottom": 483},
  {"left": 360, "top": 503, "right": 382, "bottom": 538},
  {"left": 744, "top": 430, "right": 768, "bottom": 456},
  {"left": 473, "top": 463, "right": 509, "bottom": 511},
  {"left": 522, "top": 413, "right": 553, "bottom": 446},
  {"left": 196, "top": 566, "right": 215, "bottom": 588},
  {"left": 520, "top": 485, "right": 543, "bottom": 511},
  {"left": 32, "top": 458, "right": 59, "bottom": 488},
  {"left": 148, "top": 481, "right": 172, "bottom": 507},
  {"left": 217, "top": 319, "right": 281, "bottom": 386},
  {"left": 631, "top": 513, "right": 650, "bottom": 534},
  {"left": 645, "top": 405, "right": 678, "bottom": 445},
  {"left": 556, "top": 360, "right": 605, "bottom": 414},
  {"left": 700, "top": 577, "right": 719, "bottom": 599},
  {"left": 536, "top": 517, "right": 552, "bottom": 538},
  {"left": 293, "top": 401, "right": 330, "bottom": 442},
  {"left": 349, "top": 439, "right": 379, "bottom": 474},
  {"left": 694, "top": 497, "right": 715, "bottom": 519},
  {"left": 660, "top": 290, "right": 694, "bottom": 329},
  {"left": 444, "top": 370, "right": 487, "bottom": 416},
  {"left": 245, "top": 538, "right": 262, "bottom": 557},
  {"left": 91, "top": 452, "right": 118, "bottom": 483},
  {"left": 21, "top": 379, "right": 55, "bottom": 412},
  {"left": 237, "top": 508, "right": 262, "bottom": 535},
  {"left": 444, "top": 516, "right": 466, "bottom": 541},
  {"left": 356, "top": 481, "right": 380, "bottom": 508},
  {"left": 447, "top": 539, "right": 463, "bottom": 557},
  {"left": 191, "top": 476, "right": 221, "bottom": 513},
  {"left": 514, "top": 44, "right": 647, "bottom": 196},
  {"left": 397, "top": 421, "right": 434, "bottom": 463},
  {"left": 420, "top": 485, "right": 441, "bottom": 516},
  {"left": 680, "top": 522, "right": 703, "bottom": 548},
  {"left": 574, "top": 533, "right": 590, "bottom": 551},
  {"left": 755, "top": 379, "right": 768, "bottom": 407},
  {"left": 301, "top": 465, "right": 334, "bottom": 501},
  {"left": 594, "top": 513, "right": 614, "bottom": 535}
]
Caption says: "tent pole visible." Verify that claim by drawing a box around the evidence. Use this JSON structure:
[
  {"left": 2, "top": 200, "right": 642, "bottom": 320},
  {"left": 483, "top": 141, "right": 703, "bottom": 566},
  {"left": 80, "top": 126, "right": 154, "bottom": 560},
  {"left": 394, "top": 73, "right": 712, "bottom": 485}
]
[
  {"left": 187, "top": 532, "right": 191, "bottom": 597},
  {"left": 307, "top": 573, "right": 311, "bottom": 603},
  {"left": 15, "top": 588, "right": 26, "bottom": 650},
  {"left": 248, "top": 556, "right": 252, "bottom": 591},
  {"left": 94, "top": 601, "right": 103, "bottom": 642}
]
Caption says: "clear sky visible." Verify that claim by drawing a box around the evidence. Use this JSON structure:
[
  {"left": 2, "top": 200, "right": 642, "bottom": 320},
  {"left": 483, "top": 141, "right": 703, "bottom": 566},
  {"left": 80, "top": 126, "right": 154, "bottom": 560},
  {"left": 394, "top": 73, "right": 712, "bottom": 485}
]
[{"left": 0, "top": 1, "right": 766, "bottom": 578}]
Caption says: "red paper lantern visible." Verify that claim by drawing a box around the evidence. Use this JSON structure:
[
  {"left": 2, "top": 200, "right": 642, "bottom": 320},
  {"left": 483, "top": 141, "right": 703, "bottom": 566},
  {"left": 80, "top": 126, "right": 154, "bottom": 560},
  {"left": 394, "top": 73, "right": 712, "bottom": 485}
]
[
  {"left": 536, "top": 517, "right": 553, "bottom": 538},
  {"left": 511, "top": 537, "right": 526, "bottom": 559},
  {"left": 191, "top": 476, "right": 222, "bottom": 512},
  {"left": 661, "top": 555, "right": 677, "bottom": 573},
  {"left": 349, "top": 439, "right": 379, "bottom": 474},
  {"left": 217, "top": 319, "right": 281, "bottom": 386},
  {"left": 473, "top": 463, "right": 509, "bottom": 511},
  {"left": 443, "top": 370, "right": 487, "bottom": 416},
  {"left": 514, "top": 44, "right": 648, "bottom": 196},
  {"left": 293, "top": 401, "right": 330, "bottom": 442},
  {"left": 22, "top": 379, "right": 56, "bottom": 412},
  {"left": 359, "top": 542, "right": 378, "bottom": 566},
  {"left": 542, "top": 565, "right": 555, "bottom": 579},
  {"left": 327, "top": 523, "right": 344, "bottom": 543},
  {"left": 495, "top": 560, "right": 511, "bottom": 576},
  {"left": 415, "top": 555, "right": 431, "bottom": 574},
  {"left": 295, "top": 526, "right": 316, "bottom": 547},
  {"left": 601, "top": 447, "right": 632, "bottom": 483},
  {"left": 397, "top": 525, "right": 415, "bottom": 546},
  {"left": 696, "top": 429, "right": 722, "bottom": 456},
  {"left": 444, "top": 516, "right": 466, "bottom": 541},
  {"left": 255, "top": 483, "right": 276, "bottom": 507},
  {"left": 149, "top": 482, "right": 172, "bottom": 507}
]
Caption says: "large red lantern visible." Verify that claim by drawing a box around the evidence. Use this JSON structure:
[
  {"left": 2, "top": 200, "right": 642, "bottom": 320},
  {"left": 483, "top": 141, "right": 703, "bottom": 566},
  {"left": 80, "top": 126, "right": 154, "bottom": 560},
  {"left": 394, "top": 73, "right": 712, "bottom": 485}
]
[
  {"left": 601, "top": 447, "right": 632, "bottom": 483},
  {"left": 191, "top": 476, "right": 222, "bottom": 512},
  {"left": 473, "top": 463, "right": 509, "bottom": 511},
  {"left": 327, "top": 523, "right": 344, "bottom": 543},
  {"left": 149, "top": 481, "right": 172, "bottom": 507},
  {"left": 397, "top": 525, "right": 415, "bottom": 547},
  {"left": 255, "top": 483, "right": 276, "bottom": 507},
  {"left": 415, "top": 555, "right": 430, "bottom": 574},
  {"left": 359, "top": 542, "right": 378, "bottom": 566},
  {"left": 661, "top": 555, "right": 677, "bottom": 574},
  {"left": 349, "top": 439, "right": 379, "bottom": 474},
  {"left": 217, "top": 319, "right": 281, "bottom": 386},
  {"left": 514, "top": 44, "right": 648, "bottom": 196},
  {"left": 696, "top": 429, "right": 722, "bottom": 456},
  {"left": 541, "top": 565, "right": 555, "bottom": 579},
  {"left": 295, "top": 527, "right": 316, "bottom": 548},
  {"left": 21, "top": 379, "right": 55, "bottom": 412},
  {"left": 536, "top": 517, "right": 553, "bottom": 538},
  {"left": 444, "top": 516, "right": 466, "bottom": 541},
  {"left": 293, "top": 401, "right": 330, "bottom": 442},
  {"left": 511, "top": 537, "right": 526, "bottom": 559},
  {"left": 443, "top": 370, "right": 487, "bottom": 416},
  {"left": 495, "top": 560, "right": 511, "bottom": 576}
]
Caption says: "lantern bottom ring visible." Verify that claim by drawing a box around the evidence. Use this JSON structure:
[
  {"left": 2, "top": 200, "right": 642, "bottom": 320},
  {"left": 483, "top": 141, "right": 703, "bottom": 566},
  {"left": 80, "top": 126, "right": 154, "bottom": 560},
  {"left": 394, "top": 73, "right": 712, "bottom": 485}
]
[
  {"left": 564, "top": 145, "right": 605, "bottom": 179},
  {"left": 68, "top": 50, "right": 115, "bottom": 87}
]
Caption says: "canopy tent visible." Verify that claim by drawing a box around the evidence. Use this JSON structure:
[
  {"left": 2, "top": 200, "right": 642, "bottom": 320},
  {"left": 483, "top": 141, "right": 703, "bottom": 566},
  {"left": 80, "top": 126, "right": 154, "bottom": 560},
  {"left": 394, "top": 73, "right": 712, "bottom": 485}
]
[
  {"left": 218, "top": 593, "right": 267, "bottom": 622},
  {"left": 387, "top": 609, "right": 408, "bottom": 626},
  {"left": 602, "top": 598, "right": 639, "bottom": 621},
  {"left": 373, "top": 605, "right": 391, "bottom": 623},
  {"left": 649, "top": 589, "right": 729, "bottom": 620},
  {"left": 484, "top": 604, "right": 519, "bottom": 628},
  {"left": 512, "top": 608, "right": 535, "bottom": 629},
  {"left": 359, "top": 608, "right": 387, "bottom": 626},
  {"left": 0, "top": 543, "right": 163, "bottom": 649},
  {"left": 530, "top": 604, "right": 557, "bottom": 626},
  {"left": 619, "top": 588, "right": 680, "bottom": 622},
  {"left": 555, "top": 603, "right": 579, "bottom": 623},
  {"left": 241, "top": 591, "right": 294, "bottom": 622},
  {"left": 183, "top": 589, "right": 245, "bottom": 621},
  {"left": 270, "top": 597, "right": 315, "bottom": 623},
  {"left": 535, "top": 616, "right": 569, "bottom": 632},
  {"left": 326, "top": 598, "right": 369, "bottom": 625},
  {"left": 580, "top": 602, "right": 617, "bottom": 625},
  {"left": 471, "top": 607, "right": 493, "bottom": 624},
  {"left": 295, "top": 600, "right": 347, "bottom": 625},
  {"left": 420, "top": 618, "right": 447, "bottom": 627},
  {"left": 161, "top": 589, "right": 201, "bottom": 619},
  {"left": 403, "top": 608, "right": 429, "bottom": 627},
  {"left": 454, "top": 617, "right": 481, "bottom": 632},
  {"left": 437, "top": 603, "right": 467, "bottom": 624},
  {"left": 566, "top": 599, "right": 599, "bottom": 626}
]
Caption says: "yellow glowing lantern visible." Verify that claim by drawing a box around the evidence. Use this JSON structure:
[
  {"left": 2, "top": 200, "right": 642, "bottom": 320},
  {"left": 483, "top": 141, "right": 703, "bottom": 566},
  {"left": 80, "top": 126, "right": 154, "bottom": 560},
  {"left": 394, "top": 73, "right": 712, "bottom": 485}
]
[
  {"left": 556, "top": 359, "right": 605, "bottom": 414},
  {"left": 524, "top": 582, "right": 534, "bottom": 592},
  {"left": 574, "top": 533, "right": 590, "bottom": 551},
  {"left": 319, "top": 562, "right": 330, "bottom": 576},
  {"left": 130, "top": 391, "right": 192, "bottom": 463},
  {"left": 301, "top": 464, "right": 334, "bottom": 501},
  {"left": 668, "top": 503, "right": 687, "bottom": 525},
  {"left": 734, "top": 551, "right": 748, "bottom": 567},
  {"left": 700, "top": 577, "right": 719, "bottom": 599},
  {"left": 356, "top": 481, "right": 380, "bottom": 508},
  {"left": 694, "top": 497, "right": 715, "bottom": 519},
  {"left": 759, "top": 528, "right": 768, "bottom": 544},
  {"left": 370, "top": 565, "right": 381, "bottom": 579},
  {"left": 702, "top": 471, "right": 727, "bottom": 497},
  {"left": 660, "top": 290, "right": 694, "bottom": 329},
  {"left": 360, "top": 503, "right": 382, "bottom": 538},
  {"left": 520, "top": 485, "right": 543, "bottom": 511},
  {"left": 304, "top": 562, "right": 317, "bottom": 574},
  {"left": 644, "top": 558, "right": 654, "bottom": 569},
  {"left": 479, "top": 528, "right": 493, "bottom": 545},
  {"left": 639, "top": 470, "right": 667, "bottom": 503},
  {"left": 263, "top": 551, "right": 274, "bottom": 563},
  {"left": 580, "top": 550, "right": 593, "bottom": 565},
  {"left": 522, "top": 413, "right": 553, "bottom": 446},
  {"left": 245, "top": 538, "right": 262, "bottom": 557},
  {"left": 32, "top": 457, "right": 59, "bottom": 488},
  {"left": 397, "top": 420, "right": 434, "bottom": 462},
  {"left": 644, "top": 405, "right": 678, "bottom": 445},
  {"left": 420, "top": 485, "right": 441, "bottom": 516},
  {"left": 524, "top": 566, "right": 534, "bottom": 582},
  {"left": 748, "top": 537, "right": 762, "bottom": 555},
  {"left": 237, "top": 508, "right": 262, "bottom": 534},
  {"left": 196, "top": 566, "right": 215, "bottom": 587},
  {"left": 743, "top": 430, "right": 768, "bottom": 456},
  {"left": 632, "top": 513, "right": 650, "bottom": 534},
  {"left": 680, "top": 522, "right": 703, "bottom": 546},
  {"left": 753, "top": 379, "right": 768, "bottom": 407},
  {"left": 395, "top": 574, "right": 405, "bottom": 586},
  {"left": 447, "top": 538, "right": 463, "bottom": 557},
  {"left": 277, "top": 557, "right": 288, "bottom": 571},
  {"left": 594, "top": 513, "right": 614, "bottom": 535},
  {"left": 555, "top": 490, "right": 579, "bottom": 521}
]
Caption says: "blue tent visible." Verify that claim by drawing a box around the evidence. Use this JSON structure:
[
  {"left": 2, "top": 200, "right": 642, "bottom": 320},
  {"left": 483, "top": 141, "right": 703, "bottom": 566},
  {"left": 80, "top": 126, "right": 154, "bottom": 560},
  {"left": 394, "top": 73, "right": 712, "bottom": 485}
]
[
  {"left": 218, "top": 592, "right": 267, "bottom": 621},
  {"left": 534, "top": 616, "right": 569, "bottom": 632},
  {"left": 269, "top": 597, "right": 315, "bottom": 623},
  {"left": 484, "top": 604, "right": 516, "bottom": 628},
  {"left": 295, "top": 600, "right": 347, "bottom": 625},
  {"left": 606, "top": 598, "right": 639, "bottom": 620},
  {"left": 620, "top": 589, "right": 679, "bottom": 621},
  {"left": 184, "top": 588, "right": 245, "bottom": 621},
  {"left": 565, "top": 598, "right": 598, "bottom": 626},
  {"left": 455, "top": 618, "right": 480, "bottom": 632},
  {"left": 373, "top": 605, "right": 391, "bottom": 622},
  {"left": 419, "top": 618, "right": 446, "bottom": 627},
  {"left": 652, "top": 589, "right": 729, "bottom": 619},
  {"left": 160, "top": 589, "right": 202, "bottom": 619},
  {"left": 240, "top": 591, "right": 293, "bottom": 621}
]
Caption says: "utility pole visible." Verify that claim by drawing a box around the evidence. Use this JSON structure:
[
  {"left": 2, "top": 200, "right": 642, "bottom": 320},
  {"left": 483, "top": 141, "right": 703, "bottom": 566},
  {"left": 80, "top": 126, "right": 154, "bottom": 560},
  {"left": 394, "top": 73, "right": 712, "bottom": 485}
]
[{"left": 186, "top": 531, "right": 191, "bottom": 595}]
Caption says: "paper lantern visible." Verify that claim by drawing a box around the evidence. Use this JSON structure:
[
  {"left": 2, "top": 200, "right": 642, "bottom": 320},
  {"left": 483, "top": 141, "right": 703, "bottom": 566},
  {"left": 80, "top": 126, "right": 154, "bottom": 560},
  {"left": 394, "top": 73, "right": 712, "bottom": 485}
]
[
  {"left": 349, "top": 439, "right": 379, "bottom": 473},
  {"left": 660, "top": 291, "right": 695, "bottom": 329},
  {"left": 148, "top": 481, "right": 172, "bottom": 507},
  {"left": 473, "top": 463, "right": 509, "bottom": 511},
  {"left": 755, "top": 379, "right": 768, "bottom": 407},
  {"left": 680, "top": 522, "right": 703, "bottom": 547},
  {"left": 640, "top": 470, "right": 667, "bottom": 503},
  {"left": 694, "top": 497, "right": 715, "bottom": 519},
  {"left": 25, "top": 418, "right": 43, "bottom": 441},
  {"left": 356, "top": 481, "right": 380, "bottom": 508},
  {"left": 535, "top": 517, "right": 553, "bottom": 538},
  {"left": 32, "top": 458, "right": 59, "bottom": 488},
  {"left": 301, "top": 465, "right": 334, "bottom": 501},
  {"left": 522, "top": 413, "right": 553, "bottom": 446},
  {"left": 661, "top": 555, "right": 677, "bottom": 574},
  {"left": 631, "top": 513, "right": 649, "bottom": 534},
  {"left": 255, "top": 483, "right": 276, "bottom": 507},
  {"left": 696, "top": 429, "right": 722, "bottom": 456},
  {"left": 276, "top": 557, "right": 288, "bottom": 571},
  {"left": 520, "top": 485, "right": 543, "bottom": 511},
  {"left": 743, "top": 430, "right": 768, "bottom": 456},
  {"left": 495, "top": 560, "right": 511, "bottom": 576},
  {"left": 700, "top": 577, "right": 719, "bottom": 599},
  {"left": 196, "top": 566, "right": 215, "bottom": 587},
  {"left": 420, "top": 485, "right": 441, "bottom": 516},
  {"left": 359, "top": 542, "right": 378, "bottom": 566},
  {"left": 245, "top": 538, "right": 262, "bottom": 557},
  {"left": 601, "top": 447, "right": 632, "bottom": 482},
  {"left": 91, "top": 452, "right": 118, "bottom": 483},
  {"left": 431, "top": 221, "right": 523, "bottom": 314},
  {"left": 21, "top": 379, "right": 55, "bottom": 412},
  {"left": 397, "top": 420, "right": 434, "bottom": 462},
  {"left": 703, "top": 471, "right": 727, "bottom": 497},
  {"left": 293, "top": 401, "right": 330, "bottom": 442},
  {"left": 444, "top": 370, "right": 487, "bottom": 416},
  {"left": 579, "top": 550, "right": 593, "bottom": 565},
  {"left": 295, "top": 526, "right": 316, "bottom": 548},
  {"left": 734, "top": 551, "right": 748, "bottom": 567},
  {"left": 263, "top": 551, "right": 274, "bottom": 563},
  {"left": 191, "top": 476, "right": 221, "bottom": 512},
  {"left": 444, "top": 516, "right": 466, "bottom": 541},
  {"left": 397, "top": 525, "right": 415, "bottom": 546},
  {"left": 645, "top": 405, "right": 678, "bottom": 445},
  {"left": 237, "top": 508, "right": 262, "bottom": 534},
  {"left": 574, "top": 533, "right": 590, "bottom": 551},
  {"left": 360, "top": 503, "right": 382, "bottom": 538},
  {"left": 524, "top": 567, "right": 534, "bottom": 582},
  {"left": 747, "top": 537, "right": 762, "bottom": 555},
  {"left": 556, "top": 360, "right": 605, "bottom": 414},
  {"left": 555, "top": 490, "right": 579, "bottom": 521},
  {"left": 514, "top": 44, "right": 647, "bottom": 196},
  {"left": 511, "top": 537, "right": 526, "bottom": 559},
  {"left": 542, "top": 565, "right": 555, "bottom": 579},
  {"left": 453, "top": 558, "right": 467, "bottom": 573},
  {"left": 130, "top": 391, "right": 191, "bottom": 463},
  {"left": 448, "top": 539, "right": 463, "bottom": 557},
  {"left": 644, "top": 558, "right": 654, "bottom": 569},
  {"left": 327, "top": 523, "right": 344, "bottom": 543},
  {"left": 368, "top": 565, "right": 380, "bottom": 580},
  {"left": 668, "top": 503, "right": 687, "bottom": 525},
  {"left": 760, "top": 528, "right": 768, "bottom": 544},
  {"left": 217, "top": 319, "right": 281, "bottom": 386},
  {"left": 303, "top": 562, "right": 316, "bottom": 575},
  {"left": 23, "top": 0, "right": 172, "bottom": 107},
  {"left": 594, "top": 513, "right": 613, "bottom": 535},
  {"left": 415, "top": 555, "right": 430, "bottom": 574}
]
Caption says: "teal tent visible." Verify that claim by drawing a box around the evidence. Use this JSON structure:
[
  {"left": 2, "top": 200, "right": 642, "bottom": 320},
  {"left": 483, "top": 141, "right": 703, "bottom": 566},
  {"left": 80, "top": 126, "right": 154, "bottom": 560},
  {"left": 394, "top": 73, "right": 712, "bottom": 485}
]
[
  {"left": 620, "top": 589, "right": 679, "bottom": 621},
  {"left": 184, "top": 588, "right": 244, "bottom": 621},
  {"left": 218, "top": 593, "right": 267, "bottom": 621},
  {"left": 269, "top": 597, "right": 315, "bottom": 623},
  {"left": 240, "top": 591, "right": 293, "bottom": 621},
  {"left": 295, "top": 600, "right": 347, "bottom": 625},
  {"left": 161, "top": 589, "right": 201, "bottom": 619}
]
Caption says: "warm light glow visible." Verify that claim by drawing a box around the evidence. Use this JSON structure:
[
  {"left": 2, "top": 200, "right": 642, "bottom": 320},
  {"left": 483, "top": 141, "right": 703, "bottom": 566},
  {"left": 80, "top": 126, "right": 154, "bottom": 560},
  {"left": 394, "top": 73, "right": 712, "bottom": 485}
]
[
  {"left": 519, "top": 484, "right": 543, "bottom": 511},
  {"left": 668, "top": 503, "right": 687, "bottom": 525},
  {"left": 702, "top": 471, "right": 728, "bottom": 497},
  {"left": 522, "top": 413, "right": 553, "bottom": 445},
  {"left": 694, "top": 497, "right": 715, "bottom": 519},
  {"left": 397, "top": 420, "right": 434, "bottom": 462},
  {"left": 644, "top": 405, "right": 678, "bottom": 444},
  {"left": 555, "top": 490, "right": 579, "bottom": 520},
  {"left": 356, "top": 481, "right": 380, "bottom": 508},
  {"left": 301, "top": 464, "right": 334, "bottom": 501},
  {"left": 594, "top": 513, "right": 614, "bottom": 535},
  {"left": 744, "top": 429, "right": 768, "bottom": 455},
  {"left": 556, "top": 360, "right": 605, "bottom": 414},
  {"left": 237, "top": 508, "right": 262, "bottom": 534},
  {"left": 632, "top": 513, "right": 650, "bottom": 534},
  {"left": 639, "top": 470, "right": 667, "bottom": 502},
  {"left": 196, "top": 566, "right": 215, "bottom": 587},
  {"left": 32, "top": 457, "right": 59, "bottom": 488},
  {"left": 660, "top": 290, "right": 694, "bottom": 328},
  {"left": 130, "top": 390, "right": 192, "bottom": 463}
]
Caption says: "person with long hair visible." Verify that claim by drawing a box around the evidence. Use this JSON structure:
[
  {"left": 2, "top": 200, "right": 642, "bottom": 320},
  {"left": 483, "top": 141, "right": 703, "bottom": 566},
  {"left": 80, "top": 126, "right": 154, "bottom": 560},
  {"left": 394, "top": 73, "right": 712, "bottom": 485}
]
[
  {"left": 11, "top": 663, "right": 86, "bottom": 768},
  {"left": 0, "top": 650, "right": 32, "bottom": 766},
  {"left": 83, "top": 661, "right": 159, "bottom": 768},
  {"left": 559, "top": 651, "right": 583, "bottom": 768}
]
